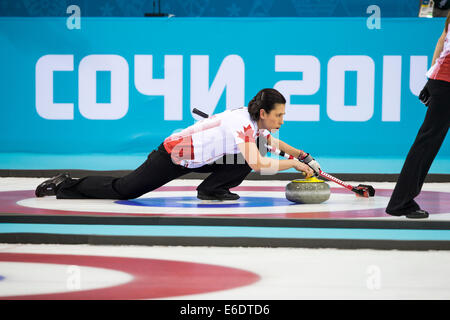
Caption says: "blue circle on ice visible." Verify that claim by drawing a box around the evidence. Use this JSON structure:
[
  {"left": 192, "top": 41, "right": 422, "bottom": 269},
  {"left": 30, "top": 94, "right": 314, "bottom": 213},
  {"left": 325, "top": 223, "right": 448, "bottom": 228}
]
[{"left": 116, "top": 196, "right": 294, "bottom": 208}]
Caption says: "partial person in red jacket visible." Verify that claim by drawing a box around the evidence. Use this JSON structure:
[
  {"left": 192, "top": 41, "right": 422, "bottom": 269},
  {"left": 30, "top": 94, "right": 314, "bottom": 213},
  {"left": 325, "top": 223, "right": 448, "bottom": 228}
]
[{"left": 386, "top": 12, "right": 450, "bottom": 219}]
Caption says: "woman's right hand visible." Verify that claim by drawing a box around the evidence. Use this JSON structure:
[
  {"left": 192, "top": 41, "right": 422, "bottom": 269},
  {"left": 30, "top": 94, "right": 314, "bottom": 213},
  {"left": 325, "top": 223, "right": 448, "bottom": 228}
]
[{"left": 292, "top": 160, "right": 314, "bottom": 178}]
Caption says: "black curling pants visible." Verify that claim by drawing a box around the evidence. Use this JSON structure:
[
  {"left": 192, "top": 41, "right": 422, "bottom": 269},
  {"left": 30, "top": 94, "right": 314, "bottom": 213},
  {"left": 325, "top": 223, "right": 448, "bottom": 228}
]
[
  {"left": 386, "top": 79, "right": 450, "bottom": 214},
  {"left": 56, "top": 138, "right": 267, "bottom": 200}
]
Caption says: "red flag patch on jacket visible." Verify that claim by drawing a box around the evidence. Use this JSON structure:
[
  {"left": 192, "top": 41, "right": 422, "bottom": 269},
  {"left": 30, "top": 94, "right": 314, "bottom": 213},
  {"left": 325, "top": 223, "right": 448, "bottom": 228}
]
[{"left": 237, "top": 125, "right": 255, "bottom": 143}]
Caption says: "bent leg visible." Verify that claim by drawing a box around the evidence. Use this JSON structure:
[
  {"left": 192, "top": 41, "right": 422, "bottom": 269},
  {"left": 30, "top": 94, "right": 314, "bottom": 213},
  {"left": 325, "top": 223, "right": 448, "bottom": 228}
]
[
  {"left": 196, "top": 137, "right": 268, "bottom": 194},
  {"left": 196, "top": 153, "right": 252, "bottom": 195}
]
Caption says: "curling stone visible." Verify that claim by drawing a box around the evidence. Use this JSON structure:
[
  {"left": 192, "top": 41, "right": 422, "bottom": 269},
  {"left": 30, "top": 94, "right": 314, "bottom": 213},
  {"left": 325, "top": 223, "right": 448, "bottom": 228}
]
[{"left": 285, "top": 177, "right": 330, "bottom": 204}]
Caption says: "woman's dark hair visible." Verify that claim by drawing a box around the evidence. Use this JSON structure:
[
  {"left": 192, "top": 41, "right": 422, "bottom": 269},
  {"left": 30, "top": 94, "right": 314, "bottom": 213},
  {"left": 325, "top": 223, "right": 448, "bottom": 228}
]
[{"left": 247, "top": 88, "right": 286, "bottom": 121}]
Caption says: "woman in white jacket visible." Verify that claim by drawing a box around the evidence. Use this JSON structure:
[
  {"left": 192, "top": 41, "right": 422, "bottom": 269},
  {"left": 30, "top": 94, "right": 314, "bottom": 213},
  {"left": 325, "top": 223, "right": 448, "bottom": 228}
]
[{"left": 35, "top": 88, "right": 320, "bottom": 201}]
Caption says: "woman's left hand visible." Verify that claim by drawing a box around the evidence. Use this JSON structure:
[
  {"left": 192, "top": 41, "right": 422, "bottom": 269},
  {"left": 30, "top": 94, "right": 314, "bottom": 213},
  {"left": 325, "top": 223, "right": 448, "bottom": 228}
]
[{"left": 300, "top": 153, "right": 321, "bottom": 176}]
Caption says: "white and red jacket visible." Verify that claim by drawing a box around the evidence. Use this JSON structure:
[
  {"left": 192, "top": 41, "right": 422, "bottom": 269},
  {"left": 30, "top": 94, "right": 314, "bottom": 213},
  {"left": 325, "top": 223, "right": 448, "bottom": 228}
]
[
  {"left": 163, "top": 107, "right": 271, "bottom": 168},
  {"left": 426, "top": 30, "right": 450, "bottom": 82}
]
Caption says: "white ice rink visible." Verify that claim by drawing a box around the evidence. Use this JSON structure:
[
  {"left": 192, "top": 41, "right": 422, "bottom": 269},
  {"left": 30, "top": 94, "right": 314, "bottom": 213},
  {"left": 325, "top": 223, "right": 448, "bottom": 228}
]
[
  {"left": 0, "top": 178, "right": 450, "bottom": 299},
  {"left": 1, "top": 243, "right": 450, "bottom": 299}
]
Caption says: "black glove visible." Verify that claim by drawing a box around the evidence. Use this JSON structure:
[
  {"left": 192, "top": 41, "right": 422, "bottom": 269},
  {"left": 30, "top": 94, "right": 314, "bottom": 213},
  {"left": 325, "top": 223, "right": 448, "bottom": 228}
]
[
  {"left": 418, "top": 83, "right": 431, "bottom": 107},
  {"left": 299, "top": 153, "right": 321, "bottom": 176}
]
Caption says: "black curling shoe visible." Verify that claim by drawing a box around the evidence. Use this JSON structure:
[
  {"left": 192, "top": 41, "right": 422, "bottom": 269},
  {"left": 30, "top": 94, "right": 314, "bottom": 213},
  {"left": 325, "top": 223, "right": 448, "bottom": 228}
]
[
  {"left": 387, "top": 209, "right": 430, "bottom": 219},
  {"left": 405, "top": 209, "right": 429, "bottom": 219},
  {"left": 35, "top": 173, "right": 71, "bottom": 197},
  {"left": 197, "top": 190, "right": 240, "bottom": 201}
]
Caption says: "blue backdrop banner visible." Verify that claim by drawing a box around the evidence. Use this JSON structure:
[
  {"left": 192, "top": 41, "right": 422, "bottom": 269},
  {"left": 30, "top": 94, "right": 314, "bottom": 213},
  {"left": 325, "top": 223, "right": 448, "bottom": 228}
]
[
  {"left": 0, "top": 0, "right": 422, "bottom": 17},
  {"left": 0, "top": 17, "right": 448, "bottom": 173}
]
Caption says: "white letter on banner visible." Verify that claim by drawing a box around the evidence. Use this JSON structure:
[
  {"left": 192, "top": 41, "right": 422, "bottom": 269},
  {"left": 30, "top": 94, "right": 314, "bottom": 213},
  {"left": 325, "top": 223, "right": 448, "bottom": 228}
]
[
  {"left": 134, "top": 55, "right": 183, "bottom": 120},
  {"left": 36, "top": 54, "right": 74, "bottom": 120},
  {"left": 327, "top": 55, "right": 374, "bottom": 122},
  {"left": 78, "top": 55, "right": 129, "bottom": 120},
  {"left": 382, "top": 56, "right": 402, "bottom": 122},
  {"left": 190, "top": 55, "right": 245, "bottom": 119},
  {"left": 409, "top": 56, "right": 428, "bottom": 96},
  {"left": 273, "top": 55, "right": 320, "bottom": 121}
]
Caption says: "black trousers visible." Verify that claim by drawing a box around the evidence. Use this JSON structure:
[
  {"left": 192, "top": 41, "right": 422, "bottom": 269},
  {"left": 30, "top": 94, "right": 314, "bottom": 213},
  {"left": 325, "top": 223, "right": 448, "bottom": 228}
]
[
  {"left": 386, "top": 79, "right": 450, "bottom": 214},
  {"left": 56, "top": 139, "right": 267, "bottom": 200}
]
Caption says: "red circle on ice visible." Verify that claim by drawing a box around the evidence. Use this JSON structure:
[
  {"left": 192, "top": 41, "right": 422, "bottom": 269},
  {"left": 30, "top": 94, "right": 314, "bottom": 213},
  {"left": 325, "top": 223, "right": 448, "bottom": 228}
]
[{"left": 0, "top": 253, "right": 260, "bottom": 300}]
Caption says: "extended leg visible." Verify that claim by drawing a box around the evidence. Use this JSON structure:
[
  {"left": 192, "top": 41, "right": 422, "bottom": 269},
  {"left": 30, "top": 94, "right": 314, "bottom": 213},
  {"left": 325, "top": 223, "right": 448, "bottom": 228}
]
[{"left": 56, "top": 145, "right": 188, "bottom": 199}]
